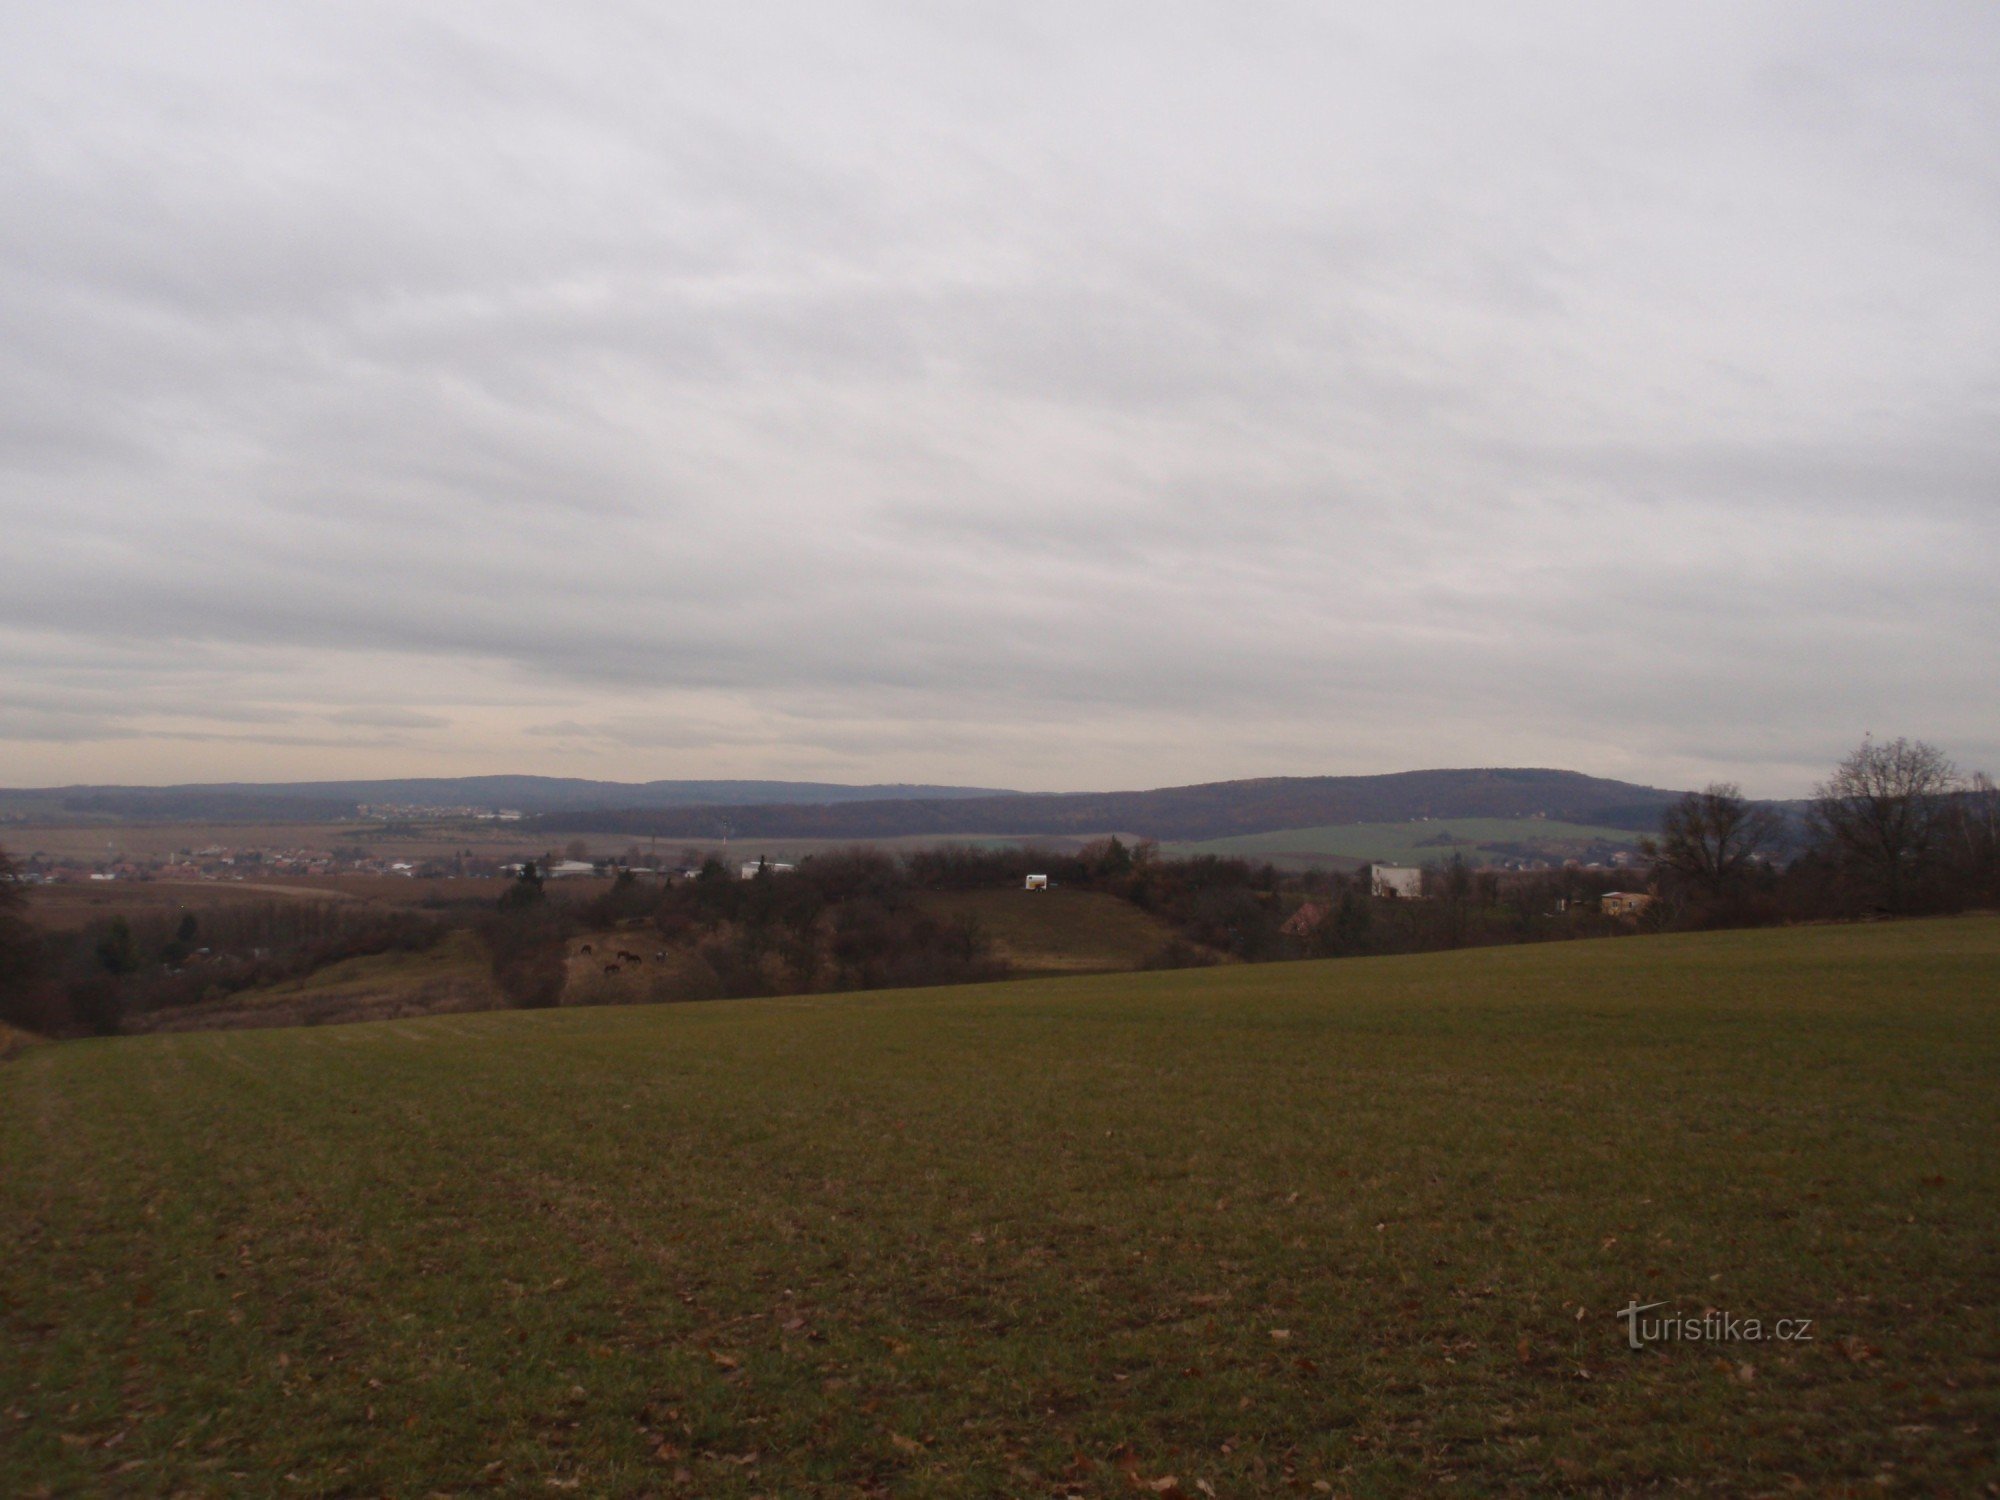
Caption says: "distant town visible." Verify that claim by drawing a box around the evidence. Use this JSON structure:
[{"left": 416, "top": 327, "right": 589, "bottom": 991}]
[{"left": 4, "top": 836, "right": 1650, "bottom": 887}]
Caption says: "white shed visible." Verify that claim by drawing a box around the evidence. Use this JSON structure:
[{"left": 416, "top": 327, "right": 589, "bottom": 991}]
[
  {"left": 1370, "top": 865, "right": 1424, "bottom": 899},
  {"left": 1024, "top": 873, "right": 1049, "bottom": 891}
]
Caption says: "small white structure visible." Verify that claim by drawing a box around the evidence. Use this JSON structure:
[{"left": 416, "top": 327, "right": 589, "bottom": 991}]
[
  {"left": 546, "top": 859, "right": 598, "bottom": 879},
  {"left": 1371, "top": 865, "right": 1424, "bottom": 900},
  {"left": 1024, "top": 873, "right": 1049, "bottom": 891},
  {"left": 740, "top": 860, "right": 797, "bottom": 879}
]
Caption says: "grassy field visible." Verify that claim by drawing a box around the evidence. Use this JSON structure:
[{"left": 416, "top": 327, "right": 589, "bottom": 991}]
[
  {"left": 7, "top": 822, "right": 649, "bottom": 864},
  {"left": 24, "top": 875, "right": 618, "bottom": 934},
  {"left": 123, "top": 929, "right": 503, "bottom": 1035},
  {"left": 3, "top": 918, "right": 1996, "bottom": 1496},
  {"left": 1165, "top": 818, "right": 1643, "bottom": 867},
  {"left": 918, "top": 888, "right": 1193, "bottom": 974},
  {"left": 23, "top": 879, "right": 364, "bottom": 934},
  {"left": 5, "top": 821, "right": 1102, "bottom": 866}
]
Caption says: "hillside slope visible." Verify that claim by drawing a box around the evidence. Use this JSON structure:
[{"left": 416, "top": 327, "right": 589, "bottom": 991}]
[
  {"left": 915, "top": 888, "right": 1194, "bottom": 973},
  {"left": 1167, "top": 815, "right": 1647, "bottom": 866},
  {"left": 542, "top": 767, "right": 1685, "bottom": 842}
]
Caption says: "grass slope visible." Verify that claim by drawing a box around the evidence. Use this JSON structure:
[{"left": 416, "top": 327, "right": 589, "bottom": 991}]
[
  {"left": 3, "top": 919, "right": 1996, "bottom": 1496},
  {"left": 1166, "top": 817, "right": 1642, "bottom": 865},
  {"left": 125, "top": 929, "right": 500, "bottom": 1034},
  {"left": 0, "top": 1020, "right": 44, "bottom": 1062},
  {"left": 919, "top": 888, "right": 1191, "bottom": 974}
]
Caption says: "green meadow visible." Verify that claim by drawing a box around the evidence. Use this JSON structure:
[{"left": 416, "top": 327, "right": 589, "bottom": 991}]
[
  {"left": 915, "top": 888, "right": 1188, "bottom": 974},
  {"left": 1166, "top": 817, "right": 1643, "bottom": 865},
  {"left": 3, "top": 918, "right": 1996, "bottom": 1496}
]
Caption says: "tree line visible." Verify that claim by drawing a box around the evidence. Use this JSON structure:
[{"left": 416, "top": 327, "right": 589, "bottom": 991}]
[
  {"left": 1642, "top": 737, "right": 1997, "bottom": 925},
  {"left": 2, "top": 736, "right": 1992, "bottom": 1037},
  {"left": 0, "top": 879, "right": 444, "bottom": 1037}
]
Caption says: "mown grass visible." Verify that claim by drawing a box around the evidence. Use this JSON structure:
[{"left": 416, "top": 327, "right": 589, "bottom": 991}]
[{"left": 3, "top": 918, "right": 1996, "bottom": 1497}]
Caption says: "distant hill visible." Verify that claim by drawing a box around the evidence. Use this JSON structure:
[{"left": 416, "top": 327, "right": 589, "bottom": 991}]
[
  {"left": 536, "top": 768, "right": 1689, "bottom": 843},
  {"left": 0, "top": 776, "right": 1015, "bottom": 824}
]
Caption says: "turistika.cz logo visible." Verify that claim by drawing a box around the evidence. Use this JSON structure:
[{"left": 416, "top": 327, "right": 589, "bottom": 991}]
[{"left": 1616, "top": 1301, "right": 1815, "bottom": 1350}]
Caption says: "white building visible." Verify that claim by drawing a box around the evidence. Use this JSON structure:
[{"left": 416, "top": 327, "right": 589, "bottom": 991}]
[
  {"left": 1370, "top": 865, "right": 1424, "bottom": 899},
  {"left": 1024, "top": 874, "right": 1049, "bottom": 891},
  {"left": 740, "top": 860, "right": 797, "bottom": 879}
]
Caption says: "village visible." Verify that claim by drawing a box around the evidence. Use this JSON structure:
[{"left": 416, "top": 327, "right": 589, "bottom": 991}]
[{"left": 5, "top": 837, "right": 1652, "bottom": 899}]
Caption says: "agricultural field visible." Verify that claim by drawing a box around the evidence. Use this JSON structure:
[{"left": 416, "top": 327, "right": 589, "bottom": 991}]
[
  {"left": 4, "top": 821, "right": 631, "bottom": 864},
  {"left": 23, "top": 874, "right": 612, "bottom": 934},
  {"left": 3, "top": 822, "right": 484, "bottom": 862},
  {"left": 1165, "top": 817, "right": 1645, "bottom": 868},
  {"left": 917, "top": 888, "right": 1195, "bottom": 974},
  {"left": 4, "top": 820, "right": 1093, "bottom": 868},
  {"left": 22, "top": 879, "right": 354, "bottom": 934},
  {"left": 2, "top": 918, "right": 1996, "bottom": 1496}
]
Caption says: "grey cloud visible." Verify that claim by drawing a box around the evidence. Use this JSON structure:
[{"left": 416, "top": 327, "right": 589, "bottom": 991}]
[
  {"left": 322, "top": 707, "right": 452, "bottom": 730},
  {"left": 1, "top": 4, "right": 1996, "bottom": 795}
]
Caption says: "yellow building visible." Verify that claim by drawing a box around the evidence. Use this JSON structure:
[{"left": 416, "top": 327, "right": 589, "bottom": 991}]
[{"left": 1600, "top": 891, "right": 1654, "bottom": 917}]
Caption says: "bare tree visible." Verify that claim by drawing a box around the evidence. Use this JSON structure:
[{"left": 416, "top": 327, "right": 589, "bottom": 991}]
[
  {"left": 1945, "top": 771, "right": 2000, "bottom": 899},
  {"left": 0, "top": 846, "right": 44, "bottom": 1027},
  {"left": 1810, "top": 737, "right": 1961, "bottom": 910},
  {"left": 1644, "top": 784, "right": 1786, "bottom": 897}
]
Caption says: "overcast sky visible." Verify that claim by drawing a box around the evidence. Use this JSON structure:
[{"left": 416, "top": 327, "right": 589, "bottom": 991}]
[{"left": 2, "top": 3, "right": 1995, "bottom": 797}]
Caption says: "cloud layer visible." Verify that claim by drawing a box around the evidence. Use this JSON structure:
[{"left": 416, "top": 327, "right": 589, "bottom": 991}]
[{"left": 4, "top": 3, "right": 1996, "bottom": 795}]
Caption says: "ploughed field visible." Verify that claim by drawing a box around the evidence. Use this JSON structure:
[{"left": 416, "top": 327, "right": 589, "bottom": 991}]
[{"left": 2, "top": 919, "right": 1996, "bottom": 1496}]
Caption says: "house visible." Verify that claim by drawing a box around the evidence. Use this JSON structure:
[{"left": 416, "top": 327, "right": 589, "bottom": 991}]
[
  {"left": 1370, "top": 865, "right": 1423, "bottom": 899},
  {"left": 1024, "top": 874, "right": 1049, "bottom": 891},
  {"left": 547, "top": 860, "right": 598, "bottom": 879},
  {"left": 1281, "top": 901, "right": 1328, "bottom": 938},
  {"left": 739, "top": 860, "right": 796, "bottom": 880},
  {"left": 1600, "top": 891, "right": 1654, "bottom": 917}
]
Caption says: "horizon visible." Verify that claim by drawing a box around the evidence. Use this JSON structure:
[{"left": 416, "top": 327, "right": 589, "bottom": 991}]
[{"left": 3, "top": 760, "right": 1843, "bottom": 804}]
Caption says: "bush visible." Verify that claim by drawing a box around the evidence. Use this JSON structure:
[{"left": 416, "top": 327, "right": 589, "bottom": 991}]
[{"left": 481, "top": 903, "right": 568, "bottom": 1009}]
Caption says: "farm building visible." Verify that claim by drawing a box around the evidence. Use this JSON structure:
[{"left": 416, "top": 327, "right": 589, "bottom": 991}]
[
  {"left": 1371, "top": 865, "right": 1424, "bottom": 899},
  {"left": 546, "top": 860, "right": 598, "bottom": 879},
  {"left": 1600, "top": 891, "right": 1654, "bottom": 917},
  {"left": 1024, "top": 874, "right": 1049, "bottom": 891},
  {"left": 1281, "top": 901, "right": 1328, "bottom": 938},
  {"left": 739, "top": 860, "right": 797, "bottom": 880}
]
